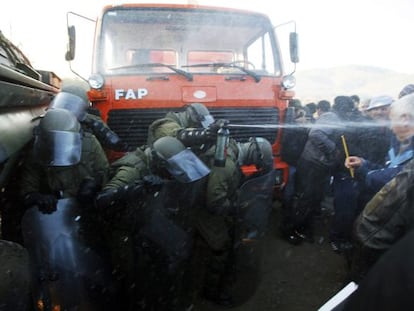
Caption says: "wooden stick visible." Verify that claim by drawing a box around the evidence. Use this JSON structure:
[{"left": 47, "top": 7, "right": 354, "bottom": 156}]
[{"left": 341, "top": 135, "right": 354, "bottom": 178}]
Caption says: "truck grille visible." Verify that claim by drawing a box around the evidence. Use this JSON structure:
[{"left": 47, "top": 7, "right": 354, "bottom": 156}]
[{"left": 107, "top": 107, "right": 279, "bottom": 150}]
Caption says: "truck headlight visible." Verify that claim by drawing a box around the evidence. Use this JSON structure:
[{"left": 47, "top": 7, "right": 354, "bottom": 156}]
[
  {"left": 282, "top": 74, "right": 296, "bottom": 89},
  {"left": 88, "top": 74, "right": 104, "bottom": 90}
]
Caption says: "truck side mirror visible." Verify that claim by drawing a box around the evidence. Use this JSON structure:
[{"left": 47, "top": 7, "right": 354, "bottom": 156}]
[
  {"left": 65, "top": 26, "right": 76, "bottom": 61},
  {"left": 289, "top": 32, "right": 299, "bottom": 63}
]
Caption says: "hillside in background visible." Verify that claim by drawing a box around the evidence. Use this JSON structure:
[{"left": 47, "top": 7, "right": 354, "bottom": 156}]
[{"left": 294, "top": 65, "right": 414, "bottom": 104}]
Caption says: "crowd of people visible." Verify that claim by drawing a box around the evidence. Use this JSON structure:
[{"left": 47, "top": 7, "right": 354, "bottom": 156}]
[
  {"left": 279, "top": 83, "right": 414, "bottom": 304},
  {"left": 1, "top": 80, "right": 414, "bottom": 310}
]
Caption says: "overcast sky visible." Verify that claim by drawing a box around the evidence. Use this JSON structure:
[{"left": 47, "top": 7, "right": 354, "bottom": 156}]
[{"left": 1, "top": 0, "right": 413, "bottom": 78}]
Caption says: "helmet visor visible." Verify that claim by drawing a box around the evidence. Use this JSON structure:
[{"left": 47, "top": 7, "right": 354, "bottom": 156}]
[
  {"left": 201, "top": 115, "right": 214, "bottom": 128},
  {"left": 49, "top": 92, "right": 88, "bottom": 121},
  {"left": 34, "top": 130, "right": 82, "bottom": 166},
  {"left": 166, "top": 149, "right": 210, "bottom": 183}
]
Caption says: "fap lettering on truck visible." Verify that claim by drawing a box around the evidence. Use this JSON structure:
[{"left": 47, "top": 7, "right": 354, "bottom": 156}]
[{"left": 65, "top": 3, "right": 299, "bottom": 191}]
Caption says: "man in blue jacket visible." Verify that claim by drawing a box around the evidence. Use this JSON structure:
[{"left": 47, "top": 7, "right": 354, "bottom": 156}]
[{"left": 345, "top": 93, "right": 414, "bottom": 206}]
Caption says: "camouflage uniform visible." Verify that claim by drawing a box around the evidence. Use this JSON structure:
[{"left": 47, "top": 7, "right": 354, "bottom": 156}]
[
  {"left": 147, "top": 114, "right": 241, "bottom": 214},
  {"left": 20, "top": 129, "right": 109, "bottom": 241},
  {"left": 97, "top": 148, "right": 151, "bottom": 311},
  {"left": 147, "top": 106, "right": 274, "bottom": 306},
  {"left": 20, "top": 132, "right": 109, "bottom": 198},
  {"left": 350, "top": 157, "right": 414, "bottom": 281},
  {"left": 97, "top": 139, "right": 209, "bottom": 310},
  {"left": 147, "top": 112, "right": 242, "bottom": 306},
  {"left": 19, "top": 122, "right": 111, "bottom": 306},
  {"left": 49, "top": 86, "right": 128, "bottom": 152},
  {"left": 21, "top": 119, "right": 109, "bottom": 225}
]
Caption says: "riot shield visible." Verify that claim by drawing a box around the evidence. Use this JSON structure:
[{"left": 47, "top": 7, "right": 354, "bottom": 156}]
[
  {"left": 136, "top": 179, "right": 204, "bottom": 310},
  {"left": 230, "top": 170, "right": 276, "bottom": 305},
  {"left": 139, "top": 179, "right": 202, "bottom": 270},
  {"left": 22, "top": 198, "right": 114, "bottom": 311},
  {"left": 237, "top": 169, "right": 276, "bottom": 241}
]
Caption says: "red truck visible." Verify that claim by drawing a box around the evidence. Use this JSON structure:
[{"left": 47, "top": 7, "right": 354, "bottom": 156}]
[{"left": 65, "top": 3, "right": 299, "bottom": 190}]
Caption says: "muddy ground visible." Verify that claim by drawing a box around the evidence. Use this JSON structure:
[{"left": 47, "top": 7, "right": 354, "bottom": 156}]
[
  {"left": 0, "top": 195, "right": 348, "bottom": 311},
  {"left": 196, "top": 197, "right": 349, "bottom": 311}
]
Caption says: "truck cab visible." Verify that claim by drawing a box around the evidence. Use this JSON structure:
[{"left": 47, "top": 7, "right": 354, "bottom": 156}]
[{"left": 66, "top": 4, "right": 299, "bottom": 189}]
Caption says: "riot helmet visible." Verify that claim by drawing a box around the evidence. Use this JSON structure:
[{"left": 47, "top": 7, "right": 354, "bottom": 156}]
[
  {"left": 33, "top": 108, "right": 82, "bottom": 166},
  {"left": 61, "top": 80, "right": 90, "bottom": 104},
  {"left": 238, "top": 137, "right": 273, "bottom": 173},
  {"left": 49, "top": 91, "right": 88, "bottom": 122},
  {"left": 151, "top": 136, "right": 210, "bottom": 183},
  {"left": 185, "top": 103, "right": 215, "bottom": 128},
  {"left": 146, "top": 118, "right": 183, "bottom": 147}
]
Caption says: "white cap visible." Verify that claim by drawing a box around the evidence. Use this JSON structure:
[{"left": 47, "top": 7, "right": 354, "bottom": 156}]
[{"left": 366, "top": 95, "right": 394, "bottom": 111}]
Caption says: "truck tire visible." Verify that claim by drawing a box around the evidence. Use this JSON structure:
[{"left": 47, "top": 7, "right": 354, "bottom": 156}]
[{"left": 0, "top": 239, "right": 31, "bottom": 311}]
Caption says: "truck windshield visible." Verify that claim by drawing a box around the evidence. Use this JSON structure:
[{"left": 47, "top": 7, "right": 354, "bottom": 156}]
[{"left": 96, "top": 7, "right": 282, "bottom": 76}]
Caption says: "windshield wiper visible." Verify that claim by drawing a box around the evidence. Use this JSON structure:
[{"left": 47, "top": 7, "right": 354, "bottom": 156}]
[
  {"left": 183, "top": 62, "right": 261, "bottom": 82},
  {"left": 109, "top": 63, "right": 193, "bottom": 81}
]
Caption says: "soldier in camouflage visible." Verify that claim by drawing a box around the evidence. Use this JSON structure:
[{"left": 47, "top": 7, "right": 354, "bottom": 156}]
[
  {"left": 19, "top": 107, "right": 111, "bottom": 308},
  {"left": 50, "top": 80, "right": 128, "bottom": 152},
  {"left": 94, "top": 136, "right": 210, "bottom": 310},
  {"left": 20, "top": 108, "right": 109, "bottom": 212},
  {"left": 147, "top": 103, "right": 273, "bottom": 307}
]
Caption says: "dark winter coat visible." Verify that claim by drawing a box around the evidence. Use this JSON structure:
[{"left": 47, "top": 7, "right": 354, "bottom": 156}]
[
  {"left": 300, "top": 111, "right": 342, "bottom": 169},
  {"left": 280, "top": 115, "right": 310, "bottom": 166},
  {"left": 339, "top": 229, "right": 414, "bottom": 311}
]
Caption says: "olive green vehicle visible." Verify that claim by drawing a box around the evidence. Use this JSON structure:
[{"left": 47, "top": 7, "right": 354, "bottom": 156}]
[
  {"left": 0, "top": 30, "right": 61, "bottom": 310},
  {"left": 0, "top": 30, "right": 60, "bottom": 180}
]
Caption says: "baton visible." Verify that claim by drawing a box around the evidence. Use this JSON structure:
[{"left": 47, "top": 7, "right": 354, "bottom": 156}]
[{"left": 341, "top": 135, "right": 354, "bottom": 178}]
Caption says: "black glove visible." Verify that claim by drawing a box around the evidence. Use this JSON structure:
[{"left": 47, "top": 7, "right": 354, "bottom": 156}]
[
  {"left": 206, "top": 119, "right": 230, "bottom": 140},
  {"left": 77, "top": 178, "right": 100, "bottom": 206},
  {"left": 24, "top": 192, "right": 58, "bottom": 214},
  {"left": 95, "top": 188, "right": 120, "bottom": 209},
  {"left": 83, "top": 117, "right": 126, "bottom": 151},
  {"left": 142, "top": 174, "right": 164, "bottom": 193},
  {"left": 95, "top": 182, "right": 145, "bottom": 209},
  {"left": 95, "top": 174, "right": 165, "bottom": 209}
]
